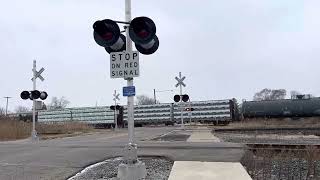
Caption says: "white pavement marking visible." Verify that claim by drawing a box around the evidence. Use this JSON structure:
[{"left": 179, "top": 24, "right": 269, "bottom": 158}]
[
  {"left": 187, "top": 127, "right": 220, "bottom": 142},
  {"left": 168, "top": 161, "right": 252, "bottom": 180}
]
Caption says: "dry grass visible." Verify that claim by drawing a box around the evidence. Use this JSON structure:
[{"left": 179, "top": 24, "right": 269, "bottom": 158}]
[
  {"left": 37, "top": 122, "right": 93, "bottom": 135},
  {"left": 0, "top": 117, "right": 31, "bottom": 140},
  {"left": 241, "top": 146, "right": 320, "bottom": 180},
  {"left": 228, "top": 117, "right": 320, "bottom": 129},
  {"left": 0, "top": 117, "right": 94, "bottom": 141}
]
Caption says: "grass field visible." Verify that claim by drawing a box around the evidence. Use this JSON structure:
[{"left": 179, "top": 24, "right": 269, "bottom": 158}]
[{"left": 0, "top": 117, "right": 94, "bottom": 141}]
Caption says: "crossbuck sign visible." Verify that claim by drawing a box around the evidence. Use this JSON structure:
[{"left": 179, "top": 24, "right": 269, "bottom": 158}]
[
  {"left": 113, "top": 92, "right": 120, "bottom": 101},
  {"left": 175, "top": 72, "right": 186, "bottom": 87},
  {"left": 110, "top": 51, "right": 139, "bottom": 79},
  {"left": 31, "top": 67, "right": 45, "bottom": 81}
]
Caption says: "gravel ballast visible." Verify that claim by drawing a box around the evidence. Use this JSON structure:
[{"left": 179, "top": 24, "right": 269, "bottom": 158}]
[
  {"left": 69, "top": 156, "right": 174, "bottom": 180},
  {"left": 215, "top": 132, "right": 320, "bottom": 144}
]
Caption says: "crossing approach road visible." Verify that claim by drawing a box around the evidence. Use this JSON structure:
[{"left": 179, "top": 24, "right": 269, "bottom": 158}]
[{"left": 0, "top": 126, "right": 245, "bottom": 180}]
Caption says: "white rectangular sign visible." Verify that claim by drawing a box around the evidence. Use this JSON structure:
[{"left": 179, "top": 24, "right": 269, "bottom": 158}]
[{"left": 110, "top": 51, "right": 139, "bottom": 79}]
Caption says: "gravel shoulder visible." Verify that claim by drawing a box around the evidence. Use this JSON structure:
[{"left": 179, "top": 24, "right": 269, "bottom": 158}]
[{"left": 69, "top": 156, "right": 174, "bottom": 180}]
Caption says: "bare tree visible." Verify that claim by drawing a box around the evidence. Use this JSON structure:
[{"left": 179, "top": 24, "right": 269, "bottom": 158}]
[
  {"left": 47, "top": 96, "right": 70, "bottom": 110},
  {"left": 136, "top": 95, "right": 159, "bottom": 105},
  {"left": 253, "top": 88, "right": 286, "bottom": 101},
  {"left": 15, "top": 106, "right": 30, "bottom": 113}
]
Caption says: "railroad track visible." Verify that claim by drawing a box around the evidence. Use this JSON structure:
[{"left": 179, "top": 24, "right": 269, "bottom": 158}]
[
  {"left": 214, "top": 127, "right": 320, "bottom": 132},
  {"left": 246, "top": 143, "right": 320, "bottom": 150}
]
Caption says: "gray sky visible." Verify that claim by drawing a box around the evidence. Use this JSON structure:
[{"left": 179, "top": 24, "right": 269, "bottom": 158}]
[{"left": 1, "top": 0, "right": 319, "bottom": 112}]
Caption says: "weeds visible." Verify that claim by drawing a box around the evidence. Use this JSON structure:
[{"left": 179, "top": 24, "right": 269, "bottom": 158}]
[
  {"left": 241, "top": 146, "right": 320, "bottom": 180},
  {"left": 37, "top": 122, "right": 93, "bottom": 135},
  {"left": 0, "top": 117, "right": 31, "bottom": 140},
  {"left": 0, "top": 117, "right": 93, "bottom": 141},
  {"left": 229, "top": 117, "right": 320, "bottom": 129}
]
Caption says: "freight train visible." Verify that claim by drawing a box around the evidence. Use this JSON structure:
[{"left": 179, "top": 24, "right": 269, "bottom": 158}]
[
  {"left": 10, "top": 96, "right": 320, "bottom": 127},
  {"left": 10, "top": 99, "right": 239, "bottom": 127},
  {"left": 241, "top": 97, "right": 320, "bottom": 118}
]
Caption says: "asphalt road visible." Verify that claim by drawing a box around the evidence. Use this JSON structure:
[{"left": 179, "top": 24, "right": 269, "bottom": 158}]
[{"left": 0, "top": 126, "right": 244, "bottom": 180}]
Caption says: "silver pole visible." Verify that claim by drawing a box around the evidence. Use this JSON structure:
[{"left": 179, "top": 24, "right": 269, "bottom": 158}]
[
  {"left": 117, "top": 1, "right": 147, "bottom": 179},
  {"left": 125, "top": 0, "right": 134, "bottom": 145},
  {"left": 32, "top": 60, "right": 38, "bottom": 141},
  {"left": 114, "top": 90, "right": 118, "bottom": 130},
  {"left": 153, "top": 89, "right": 156, "bottom": 104},
  {"left": 189, "top": 99, "right": 192, "bottom": 124},
  {"left": 179, "top": 72, "right": 184, "bottom": 129}
]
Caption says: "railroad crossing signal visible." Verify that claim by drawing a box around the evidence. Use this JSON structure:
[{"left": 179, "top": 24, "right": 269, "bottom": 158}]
[
  {"left": 93, "top": 16, "right": 159, "bottom": 55},
  {"left": 110, "top": 105, "right": 121, "bottom": 110},
  {"left": 173, "top": 94, "right": 189, "bottom": 102},
  {"left": 31, "top": 67, "right": 45, "bottom": 81},
  {"left": 20, "top": 91, "right": 48, "bottom": 100},
  {"left": 93, "top": 19, "right": 126, "bottom": 54},
  {"left": 129, "top": 16, "right": 159, "bottom": 55},
  {"left": 185, "top": 107, "right": 194, "bottom": 111}
]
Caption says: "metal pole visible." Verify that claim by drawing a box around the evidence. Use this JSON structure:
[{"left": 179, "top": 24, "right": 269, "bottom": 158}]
[
  {"left": 4, "top": 97, "right": 11, "bottom": 116},
  {"left": 179, "top": 72, "right": 184, "bottom": 129},
  {"left": 153, "top": 89, "right": 156, "bottom": 104},
  {"left": 125, "top": 0, "right": 135, "bottom": 145},
  {"left": 189, "top": 99, "right": 192, "bottom": 124},
  {"left": 32, "top": 60, "right": 38, "bottom": 141},
  {"left": 114, "top": 90, "right": 118, "bottom": 130},
  {"left": 117, "top": 1, "right": 147, "bottom": 179}
]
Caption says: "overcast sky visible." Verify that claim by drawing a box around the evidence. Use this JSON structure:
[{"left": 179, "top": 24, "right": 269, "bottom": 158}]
[{"left": 1, "top": 0, "right": 319, "bottom": 112}]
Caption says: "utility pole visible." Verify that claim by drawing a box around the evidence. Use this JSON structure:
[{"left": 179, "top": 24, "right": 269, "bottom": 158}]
[{"left": 3, "top": 97, "right": 12, "bottom": 116}]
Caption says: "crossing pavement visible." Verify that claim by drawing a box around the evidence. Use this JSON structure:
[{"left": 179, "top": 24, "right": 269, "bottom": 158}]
[{"left": 0, "top": 126, "right": 245, "bottom": 180}]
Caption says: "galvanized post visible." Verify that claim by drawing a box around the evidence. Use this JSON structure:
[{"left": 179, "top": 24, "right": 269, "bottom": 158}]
[
  {"left": 179, "top": 72, "right": 184, "bottom": 129},
  {"left": 117, "top": 0, "right": 147, "bottom": 179},
  {"left": 31, "top": 60, "right": 38, "bottom": 141}
]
